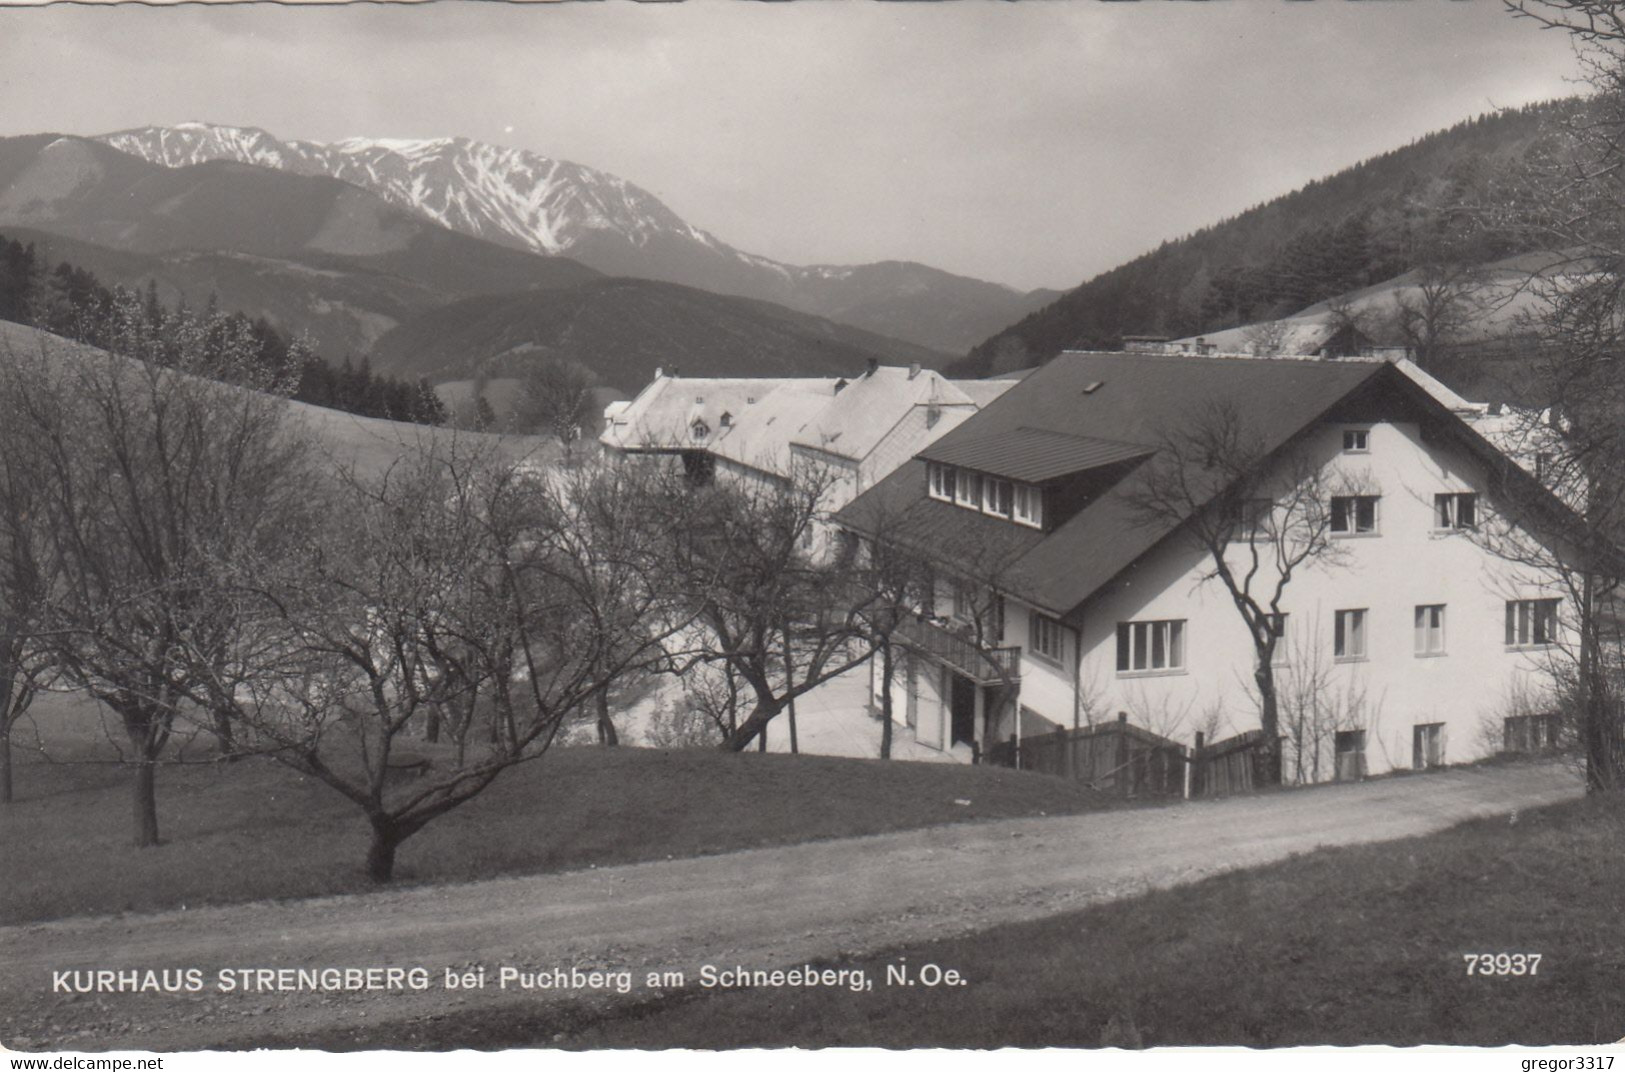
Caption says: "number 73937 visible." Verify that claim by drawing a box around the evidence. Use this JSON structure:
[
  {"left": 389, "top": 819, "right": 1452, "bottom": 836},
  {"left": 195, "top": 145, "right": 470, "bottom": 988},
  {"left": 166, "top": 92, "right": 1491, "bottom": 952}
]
[{"left": 1463, "top": 953, "right": 1542, "bottom": 976}]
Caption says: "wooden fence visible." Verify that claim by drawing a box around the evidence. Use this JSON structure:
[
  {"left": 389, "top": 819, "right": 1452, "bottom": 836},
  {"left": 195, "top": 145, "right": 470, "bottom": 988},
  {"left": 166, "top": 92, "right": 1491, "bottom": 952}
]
[
  {"left": 985, "top": 713, "right": 1186, "bottom": 798},
  {"left": 1188, "top": 729, "right": 1273, "bottom": 797}
]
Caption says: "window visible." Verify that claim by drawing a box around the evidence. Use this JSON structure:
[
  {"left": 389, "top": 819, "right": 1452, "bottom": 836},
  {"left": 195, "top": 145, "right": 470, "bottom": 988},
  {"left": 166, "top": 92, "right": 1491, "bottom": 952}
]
[
  {"left": 1030, "top": 611, "right": 1064, "bottom": 663},
  {"left": 1342, "top": 428, "right": 1370, "bottom": 453},
  {"left": 719, "top": 411, "right": 733, "bottom": 429},
  {"left": 1335, "top": 730, "right": 1368, "bottom": 781},
  {"left": 1506, "top": 598, "right": 1559, "bottom": 648},
  {"left": 1115, "top": 619, "right": 1186, "bottom": 674},
  {"left": 1330, "top": 495, "right": 1379, "bottom": 535},
  {"left": 1227, "top": 497, "right": 1273, "bottom": 537},
  {"left": 955, "top": 470, "right": 982, "bottom": 509},
  {"left": 1504, "top": 713, "right": 1561, "bottom": 753},
  {"left": 1434, "top": 492, "right": 1477, "bottom": 531},
  {"left": 952, "top": 580, "right": 974, "bottom": 623},
  {"left": 983, "top": 478, "right": 1013, "bottom": 518},
  {"left": 1012, "top": 484, "right": 1044, "bottom": 528},
  {"left": 1413, "top": 722, "right": 1445, "bottom": 769},
  {"left": 1334, "top": 608, "right": 1367, "bottom": 660},
  {"left": 1414, "top": 604, "right": 1447, "bottom": 656},
  {"left": 1267, "top": 612, "right": 1289, "bottom": 667},
  {"left": 928, "top": 463, "right": 956, "bottom": 502}
]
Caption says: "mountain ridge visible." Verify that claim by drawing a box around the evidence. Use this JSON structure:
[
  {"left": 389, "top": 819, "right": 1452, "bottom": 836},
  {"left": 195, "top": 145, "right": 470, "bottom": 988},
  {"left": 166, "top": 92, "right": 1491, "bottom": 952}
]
[{"left": 94, "top": 122, "right": 1051, "bottom": 353}]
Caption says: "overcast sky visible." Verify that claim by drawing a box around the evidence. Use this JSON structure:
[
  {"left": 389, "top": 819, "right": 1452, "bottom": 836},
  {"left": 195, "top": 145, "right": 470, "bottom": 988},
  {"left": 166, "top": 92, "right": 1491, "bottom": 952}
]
[{"left": 0, "top": 1, "right": 1588, "bottom": 291}]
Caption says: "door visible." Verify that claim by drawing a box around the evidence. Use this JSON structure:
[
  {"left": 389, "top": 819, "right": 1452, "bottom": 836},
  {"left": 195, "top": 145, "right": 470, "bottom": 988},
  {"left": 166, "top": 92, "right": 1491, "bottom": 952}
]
[{"left": 950, "top": 674, "right": 977, "bottom": 748}]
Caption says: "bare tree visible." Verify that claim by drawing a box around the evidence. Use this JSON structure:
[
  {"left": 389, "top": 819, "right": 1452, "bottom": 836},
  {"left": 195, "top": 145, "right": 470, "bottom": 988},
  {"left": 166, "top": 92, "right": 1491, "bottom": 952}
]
[
  {"left": 198, "top": 440, "right": 690, "bottom": 881},
  {"left": 657, "top": 460, "right": 875, "bottom": 752},
  {"left": 0, "top": 305, "right": 312, "bottom": 845},
  {"left": 1473, "top": 5, "right": 1625, "bottom": 791},
  {"left": 1273, "top": 619, "right": 1384, "bottom": 785},
  {"left": 1390, "top": 261, "right": 1487, "bottom": 368},
  {"left": 0, "top": 393, "right": 57, "bottom": 804},
  {"left": 1504, "top": 0, "right": 1625, "bottom": 41},
  {"left": 850, "top": 510, "right": 934, "bottom": 759},
  {"left": 1242, "top": 319, "right": 1292, "bottom": 357},
  {"left": 515, "top": 356, "right": 597, "bottom": 461},
  {"left": 1124, "top": 400, "right": 1360, "bottom": 786}
]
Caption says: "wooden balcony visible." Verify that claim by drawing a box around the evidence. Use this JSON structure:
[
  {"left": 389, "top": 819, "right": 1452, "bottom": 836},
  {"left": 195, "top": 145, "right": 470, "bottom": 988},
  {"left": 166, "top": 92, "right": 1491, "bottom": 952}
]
[{"left": 895, "top": 615, "right": 1021, "bottom": 685}]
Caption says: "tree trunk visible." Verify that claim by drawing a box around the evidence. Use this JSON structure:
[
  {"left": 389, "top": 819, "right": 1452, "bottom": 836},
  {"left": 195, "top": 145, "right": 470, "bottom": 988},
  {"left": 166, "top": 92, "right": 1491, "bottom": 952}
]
[
  {"left": 723, "top": 700, "right": 784, "bottom": 753},
  {"left": 117, "top": 704, "right": 165, "bottom": 848},
  {"left": 366, "top": 818, "right": 402, "bottom": 883},
  {"left": 424, "top": 706, "right": 441, "bottom": 744},
  {"left": 1254, "top": 662, "right": 1283, "bottom": 787},
  {"left": 782, "top": 627, "right": 798, "bottom": 754},
  {"left": 596, "top": 687, "right": 618, "bottom": 747},
  {"left": 213, "top": 707, "right": 239, "bottom": 762},
  {"left": 1579, "top": 570, "right": 1619, "bottom": 793},
  {"left": 132, "top": 758, "right": 159, "bottom": 847},
  {"left": 0, "top": 726, "right": 11, "bottom": 804},
  {"left": 879, "top": 640, "right": 895, "bottom": 760}
]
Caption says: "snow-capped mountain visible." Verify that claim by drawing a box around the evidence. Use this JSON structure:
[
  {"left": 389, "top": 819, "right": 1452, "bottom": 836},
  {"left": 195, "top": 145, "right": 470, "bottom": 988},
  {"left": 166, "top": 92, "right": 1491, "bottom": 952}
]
[
  {"left": 99, "top": 122, "right": 724, "bottom": 260},
  {"left": 95, "top": 123, "right": 1053, "bottom": 353}
]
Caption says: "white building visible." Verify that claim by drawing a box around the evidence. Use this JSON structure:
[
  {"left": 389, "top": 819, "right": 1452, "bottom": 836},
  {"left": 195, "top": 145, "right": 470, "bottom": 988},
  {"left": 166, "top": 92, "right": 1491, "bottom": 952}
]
[
  {"left": 601, "top": 363, "right": 1021, "bottom": 537},
  {"left": 837, "top": 350, "right": 1581, "bottom": 781}
]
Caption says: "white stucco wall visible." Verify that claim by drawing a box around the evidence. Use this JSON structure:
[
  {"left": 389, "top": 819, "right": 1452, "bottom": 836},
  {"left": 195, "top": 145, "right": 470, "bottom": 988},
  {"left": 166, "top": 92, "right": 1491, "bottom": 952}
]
[{"left": 1001, "top": 417, "right": 1571, "bottom": 781}]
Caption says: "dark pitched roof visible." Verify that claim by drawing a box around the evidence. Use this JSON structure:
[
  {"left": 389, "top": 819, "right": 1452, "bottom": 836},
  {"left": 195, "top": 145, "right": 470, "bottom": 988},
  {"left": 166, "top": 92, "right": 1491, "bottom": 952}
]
[
  {"left": 919, "top": 426, "right": 1152, "bottom": 484},
  {"left": 836, "top": 351, "right": 1394, "bottom": 620}
]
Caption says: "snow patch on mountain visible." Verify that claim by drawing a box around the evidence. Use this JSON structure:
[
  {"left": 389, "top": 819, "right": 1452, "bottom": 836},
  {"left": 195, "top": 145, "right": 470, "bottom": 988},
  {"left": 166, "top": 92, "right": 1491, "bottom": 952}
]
[{"left": 97, "top": 123, "right": 762, "bottom": 267}]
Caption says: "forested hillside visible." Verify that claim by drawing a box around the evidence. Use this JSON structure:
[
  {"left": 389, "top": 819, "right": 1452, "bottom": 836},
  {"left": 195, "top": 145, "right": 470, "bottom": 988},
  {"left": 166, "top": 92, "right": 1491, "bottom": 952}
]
[
  {"left": 957, "top": 100, "right": 1574, "bottom": 376},
  {"left": 0, "top": 235, "right": 448, "bottom": 425}
]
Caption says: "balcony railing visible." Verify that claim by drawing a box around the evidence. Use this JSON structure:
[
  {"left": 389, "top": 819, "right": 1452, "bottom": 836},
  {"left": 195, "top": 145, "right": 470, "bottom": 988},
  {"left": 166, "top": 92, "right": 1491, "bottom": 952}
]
[{"left": 895, "top": 616, "right": 1021, "bottom": 685}]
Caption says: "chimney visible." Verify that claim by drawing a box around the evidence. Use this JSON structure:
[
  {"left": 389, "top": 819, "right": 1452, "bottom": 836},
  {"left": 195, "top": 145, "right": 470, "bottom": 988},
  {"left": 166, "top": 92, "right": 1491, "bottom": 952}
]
[
  {"left": 908, "top": 363, "right": 921, "bottom": 380},
  {"left": 866, "top": 357, "right": 880, "bottom": 377}
]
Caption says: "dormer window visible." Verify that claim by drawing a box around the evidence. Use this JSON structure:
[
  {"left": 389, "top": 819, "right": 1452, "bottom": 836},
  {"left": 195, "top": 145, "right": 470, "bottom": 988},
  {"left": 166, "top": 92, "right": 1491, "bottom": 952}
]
[
  {"left": 690, "top": 419, "right": 710, "bottom": 441},
  {"left": 929, "top": 462, "right": 1042, "bottom": 529},
  {"left": 719, "top": 411, "right": 733, "bottom": 429},
  {"left": 1013, "top": 484, "right": 1043, "bottom": 528},
  {"left": 983, "top": 478, "right": 1013, "bottom": 518},
  {"left": 955, "top": 470, "right": 982, "bottom": 509}
]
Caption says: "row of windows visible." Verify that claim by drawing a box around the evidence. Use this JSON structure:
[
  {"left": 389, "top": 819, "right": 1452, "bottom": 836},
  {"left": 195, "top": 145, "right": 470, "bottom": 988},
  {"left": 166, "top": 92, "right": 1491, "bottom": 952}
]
[
  {"left": 1097, "top": 598, "right": 1559, "bottom": 677},
  {"left": 953, "top": 594, "right": 1558, "bottom": 676},
  {"left": 927, "top": 463, "right": 1043, "bottom": 528},
  {"left": 1328, "top": 598, "right": 1558, "bottom": 659},
  {"left": 1324, "top": 493, "right": 1476, "bottom": 536},
  {"left": 1339, "top": 717, "right": 1555, "bottom": 772}
]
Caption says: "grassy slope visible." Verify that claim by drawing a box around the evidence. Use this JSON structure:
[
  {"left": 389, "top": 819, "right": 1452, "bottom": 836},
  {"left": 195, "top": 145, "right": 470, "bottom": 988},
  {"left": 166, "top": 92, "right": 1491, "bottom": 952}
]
[
  {"left": 0, "top": 319, "right": 548, "bottom": 477},
  {"left": 257, "top": 783, "right": 1623, "bottom": 1051},
  {"left": 571, "top": 790, "right": 1625, "bottom": 1049},
  {"left": 0, "top": 691, "right": 1134, "bottom": 925}
]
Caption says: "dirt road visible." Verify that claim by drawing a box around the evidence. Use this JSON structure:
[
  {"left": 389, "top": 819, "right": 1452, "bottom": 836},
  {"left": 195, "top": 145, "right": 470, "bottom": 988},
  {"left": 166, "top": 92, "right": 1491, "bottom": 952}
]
[{"left": 0, "top": 760, "right": 1580, "bottom": 1051}]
